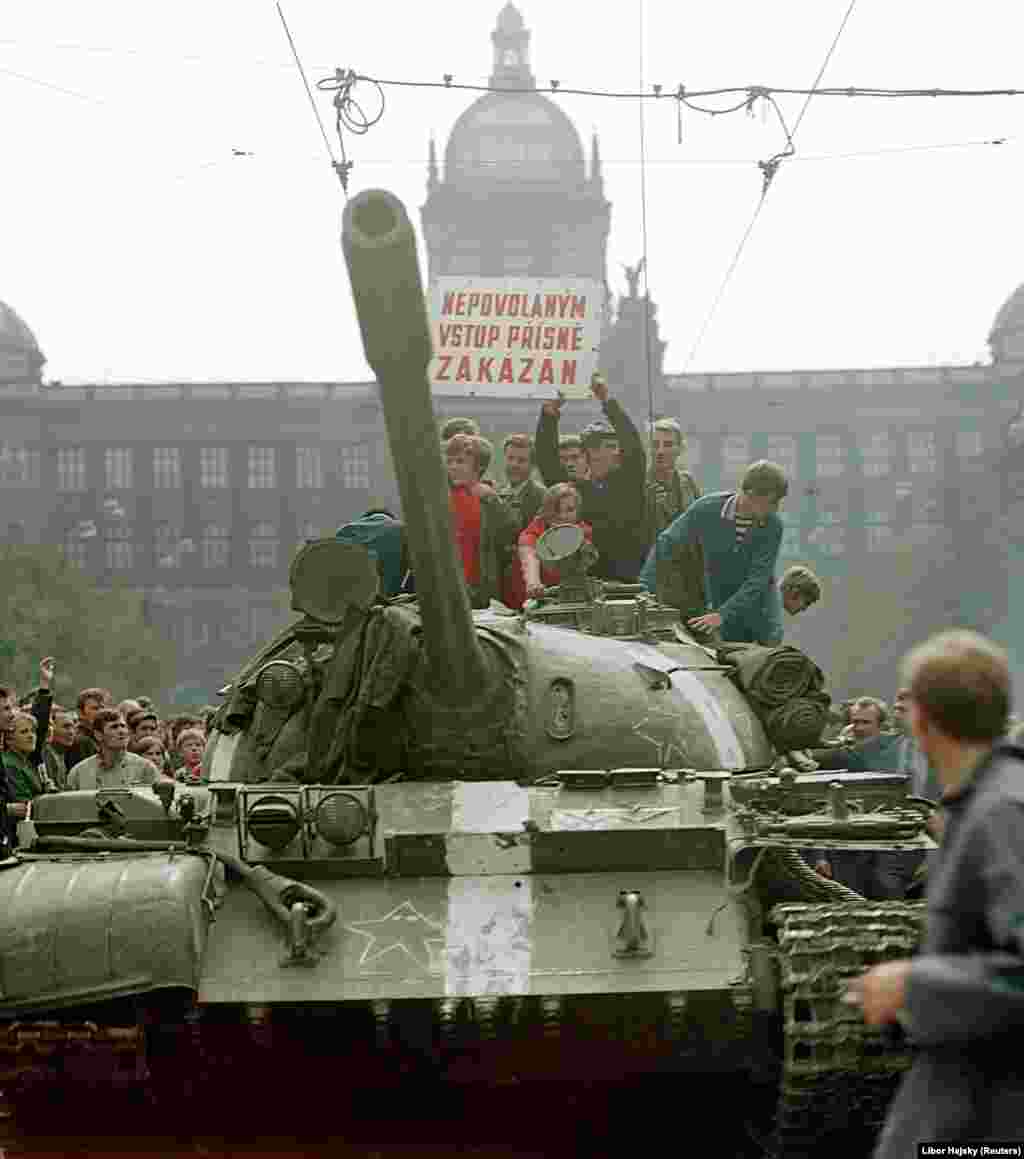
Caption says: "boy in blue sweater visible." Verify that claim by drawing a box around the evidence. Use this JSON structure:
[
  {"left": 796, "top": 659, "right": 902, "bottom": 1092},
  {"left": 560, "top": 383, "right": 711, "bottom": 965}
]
[{"left": 640, "top": 460, "right": 788, "bottom": 643}]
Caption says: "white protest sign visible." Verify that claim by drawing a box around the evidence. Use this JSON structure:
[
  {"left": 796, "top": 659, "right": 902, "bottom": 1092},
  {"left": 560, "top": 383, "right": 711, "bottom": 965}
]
[{"left": 428, "top": 277, "right": 604, "bottom": 399}]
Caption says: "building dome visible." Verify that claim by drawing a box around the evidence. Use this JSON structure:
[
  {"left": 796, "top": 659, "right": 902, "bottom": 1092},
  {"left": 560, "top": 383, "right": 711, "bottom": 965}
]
[
  {"left": 444, "top": 90, "right": 586, "bottom": 188},
  {"left": 990, "top": 283, "right": 1024, "bottom": 365},
  {"left": 0, "top": 300, "right": 45, "bottom": 385}
]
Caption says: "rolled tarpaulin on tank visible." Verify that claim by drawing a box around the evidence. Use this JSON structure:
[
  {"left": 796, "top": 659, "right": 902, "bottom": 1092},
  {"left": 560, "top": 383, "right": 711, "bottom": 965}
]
[
  {"left": 716, "top": 643, "right": 823, "bottom": 709},
  {"left": 763, "top": 693, "right": 831, "bottom": 751}
]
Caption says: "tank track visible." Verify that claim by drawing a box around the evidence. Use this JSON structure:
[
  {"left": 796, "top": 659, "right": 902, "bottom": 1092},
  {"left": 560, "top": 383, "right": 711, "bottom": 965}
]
[{"left": 769, "top": 900, "right": 926, "bottom": 1159}]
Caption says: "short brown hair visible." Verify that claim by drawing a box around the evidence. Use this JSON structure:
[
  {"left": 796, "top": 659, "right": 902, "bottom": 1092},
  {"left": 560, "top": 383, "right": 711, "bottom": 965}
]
[
  {"left": 649, "top": 418, "right": 685, "bottom": 451},
  {"left": 93, "top": 708, "right": 125, "bottom": 736},
  {"left": 741, "top": 460, "right": 788, "bottom": 500},
  {"left": 77, "top": 687, "right": 112, "bottom": 713},
  {"left": 441, "top": 417, "right": 480, "bottom": 440},
  {"left": 850, "top": 696, "right": 888, "bottom": 728},
  {"left": 176, "top": 728, "right": 206, "bottom": 752},
  {"left": 445, "top": 432, "right": 480, "bottom": 471},
  {"left": 503, "top": 433, "right": 533, "bottom": 462},
  {"left": 540, "top": 483, "right": 578, "bottom": 524},
  {"left": 902, "top": 629, "right": 1010, "bottom": 743},
  {"left": 781, "top": 565, "right": 822, "bottom": 606},
  {"left": 445, "top": 433, "right": 493, "bottom": 476},
  {"left": 168, "top": 715, "right": 202, "bottom": 743}
]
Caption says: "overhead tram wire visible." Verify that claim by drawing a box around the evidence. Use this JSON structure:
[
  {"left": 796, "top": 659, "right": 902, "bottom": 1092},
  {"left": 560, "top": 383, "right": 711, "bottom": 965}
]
[
  {"left": 330, "top": 75, "right": 1024, "bottom": 102},
  {"left": 275, "top": 2, "right": 350, "bottom": 196},
  {"left": 681, "top": 0, "right": 859, "bottom": 372},
  {"left": 638, "top": 0, "right": 656, "bottom": 438}
]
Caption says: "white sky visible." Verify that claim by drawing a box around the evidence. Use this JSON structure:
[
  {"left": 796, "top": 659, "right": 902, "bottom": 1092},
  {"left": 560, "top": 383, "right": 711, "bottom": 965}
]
[{"left": 3, "top": 0, "right": 1023, "bottom": 383}]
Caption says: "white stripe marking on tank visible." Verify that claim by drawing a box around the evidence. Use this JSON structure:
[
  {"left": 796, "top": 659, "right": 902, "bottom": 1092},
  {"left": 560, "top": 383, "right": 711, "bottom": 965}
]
[
  {"left": 444, "top": 875, "right": 533, "bottom": 998},
  {"left": 208, "top": 731, "right": 240, "bottom": 783},
  {"left": 450, "top": 782, "right": 529, "bottom": 834},
  {"left": 447, "top": 783, "right": 532, "bottom": 876},
  {"left": 668, "top": 669, "right": 746, "bottom": 769}
]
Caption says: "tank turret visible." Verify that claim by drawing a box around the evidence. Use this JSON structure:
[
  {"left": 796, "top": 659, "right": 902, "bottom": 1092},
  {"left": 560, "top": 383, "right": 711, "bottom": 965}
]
[{"left": 204, "top": 189, "right": 780, "bottom": 786}]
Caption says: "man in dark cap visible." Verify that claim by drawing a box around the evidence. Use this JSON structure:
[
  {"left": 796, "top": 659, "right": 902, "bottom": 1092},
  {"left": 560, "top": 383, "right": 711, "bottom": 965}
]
[{"left": 534, "top": 373, "right": 646, "bottom": 581}]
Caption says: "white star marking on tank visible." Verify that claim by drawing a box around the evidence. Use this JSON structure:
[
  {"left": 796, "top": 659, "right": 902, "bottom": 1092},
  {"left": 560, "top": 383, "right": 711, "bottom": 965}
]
[{"left": 345, "top": 900, "right": 446, "bottom": 972}]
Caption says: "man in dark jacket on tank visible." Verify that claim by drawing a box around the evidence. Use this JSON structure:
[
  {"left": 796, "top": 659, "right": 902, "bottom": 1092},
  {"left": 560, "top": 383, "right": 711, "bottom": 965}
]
[
  {"left": 849, "top": 629, "right": 1024, "bottom": 1155},
  {"left": 535, "top": 373, "right": 647, "bottom": 582}
]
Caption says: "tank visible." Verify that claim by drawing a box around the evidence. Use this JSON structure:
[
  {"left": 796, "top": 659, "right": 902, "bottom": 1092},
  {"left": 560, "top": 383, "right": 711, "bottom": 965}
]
[{"left": 0, "top": 191, "right": 934, "bottom": 1158}]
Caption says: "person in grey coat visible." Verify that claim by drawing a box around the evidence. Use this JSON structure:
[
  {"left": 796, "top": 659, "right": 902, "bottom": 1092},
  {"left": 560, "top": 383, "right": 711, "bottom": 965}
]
[{"left": 849, "top": 628, "right": 1024, "bottom": 1156}]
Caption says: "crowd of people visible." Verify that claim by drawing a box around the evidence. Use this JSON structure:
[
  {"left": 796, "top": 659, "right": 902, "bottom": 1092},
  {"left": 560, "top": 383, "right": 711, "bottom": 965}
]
[
  {"left": 1, "top": 660, "right": 215, "bottom": 844},
  {"left": 337, "top": 372, "right": 824, "bottom": 646}
]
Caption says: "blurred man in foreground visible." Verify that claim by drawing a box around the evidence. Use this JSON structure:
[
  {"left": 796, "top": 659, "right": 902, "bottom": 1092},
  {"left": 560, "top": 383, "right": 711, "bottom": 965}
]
[{"left": 849, "top": 629, "right": 1024, "bottom": 1155}]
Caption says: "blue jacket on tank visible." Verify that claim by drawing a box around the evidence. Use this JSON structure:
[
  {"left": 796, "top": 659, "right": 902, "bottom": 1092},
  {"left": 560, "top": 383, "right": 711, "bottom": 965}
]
[{"left": 639, "top": 490, "right": 783, "bottom": 644}]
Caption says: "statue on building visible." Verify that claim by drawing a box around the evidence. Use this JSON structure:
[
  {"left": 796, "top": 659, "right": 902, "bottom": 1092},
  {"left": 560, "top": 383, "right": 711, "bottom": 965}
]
[{"left": 622, "top": 259, "right": 645, "bottom": 300}]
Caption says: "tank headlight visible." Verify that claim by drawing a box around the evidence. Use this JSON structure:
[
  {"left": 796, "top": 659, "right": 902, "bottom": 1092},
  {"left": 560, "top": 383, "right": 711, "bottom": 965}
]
[
  {"left": 247, "top": 794, "right": 302, "bottom": 850},
  {"left": 314, "top": 792, "right": 367, "bottom": 847},
  {"left": 255, "top": 661, "right": 306, "bottom": 712}
]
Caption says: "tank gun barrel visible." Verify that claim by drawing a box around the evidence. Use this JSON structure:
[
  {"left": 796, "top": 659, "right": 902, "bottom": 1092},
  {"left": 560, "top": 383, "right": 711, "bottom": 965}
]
[{"left": 341, "top": 189, "right": 489, "bottom": 703}]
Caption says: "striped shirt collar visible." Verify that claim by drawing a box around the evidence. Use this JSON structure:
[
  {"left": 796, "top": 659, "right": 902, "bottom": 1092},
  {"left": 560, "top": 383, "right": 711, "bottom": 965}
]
[{"left": 722, "top": 492, "right": 763, "bottom": 526}]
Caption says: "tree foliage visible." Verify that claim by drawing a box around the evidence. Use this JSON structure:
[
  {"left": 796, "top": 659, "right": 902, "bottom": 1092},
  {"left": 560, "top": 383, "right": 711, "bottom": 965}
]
[{"left": 0, "top": 545, "right": 178, "bottom": 707}]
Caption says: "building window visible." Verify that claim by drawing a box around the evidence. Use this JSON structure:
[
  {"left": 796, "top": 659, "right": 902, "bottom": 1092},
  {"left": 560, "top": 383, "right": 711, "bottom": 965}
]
[
  {"left": 296, "top": 447, "right": 323, "bottom": 489},
  {"left": 200, "top": 447, "right": 229, "bottom": 488},
  {"left": 185, "top": 617, "right": 211, "bottom": 650},
  {"left": 0, "top": 444, "right": 40, "bottom": 487},
  {"left": 248, "top": 447, "right": 277, "bottom": 489},
  {"left": 763, "top": 435, "right": 797, "bottom": 483},
  {"left": 153, "top": 447, "right": 182, "bottom": 489},
  {"left": 866, "top": 525, "right": 894, "bottom": 552},
  {"left": 104, "top": 524, "right": 134, "bottom": 570},
  {"left": 202, "top": 524, "right": 230, "bottom": 568},
  {"left": 859, "top": 431, "right": 890, "bottom": 477},
  {"left": 956, "top": 428, "right": 984, "bottom": 471},
  {"left": 720, "top": 435, "right": 749, "bottom": 487},
  {"left": 912, "top": 488, "right": 941, "bottom": 523},
  {"left": 908, "top": 430, "right": 937, "bottom": 474},
  {"left": 815, "top": 435, "right": 844, "bottom": 478},
  {"left": 250, "top": 522, "right": 279, "bottom": 568},
  {"left": 104, "top": 448, "right": 133, "bottom": 490},
  {"left": 339, "top": 444, "right": 370, "bottom": 489},
  {"left": 154, "top": 523, "right": 181, "bottom": 568},
  {"left": 57, "top": 447, "right": 87, "bottom": 492},
  {"left": 61, "top": 526, "right": 89, "bottom": 568},
  {"left": 447, "top": 254, "right": 482, "bottom": 275},
  {"left": 808, "top": 524, "right": 845, "bottom": 557}
]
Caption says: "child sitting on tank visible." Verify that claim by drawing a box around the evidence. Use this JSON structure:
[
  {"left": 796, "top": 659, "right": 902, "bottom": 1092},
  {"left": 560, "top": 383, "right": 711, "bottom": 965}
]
[{"left": 508, "top": 482, "right": 594, "bottom": 606}]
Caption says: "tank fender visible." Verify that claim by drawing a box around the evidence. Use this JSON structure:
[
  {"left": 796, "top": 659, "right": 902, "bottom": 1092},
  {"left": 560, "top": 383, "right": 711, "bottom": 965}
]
[{"left": 0, "top": 852, "right": 217, "bottom": 1017}]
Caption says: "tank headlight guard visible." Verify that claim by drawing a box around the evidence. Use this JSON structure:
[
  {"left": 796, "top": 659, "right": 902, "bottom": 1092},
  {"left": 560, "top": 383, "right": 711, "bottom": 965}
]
[
  {"left": 313, "top": 791, "right": 367, "bottom": 847},
  {"left": 254, "top": 661, "right": 306, "bottom": 713},
  {"left": 246, "top": 794, "right": 302, "bottom": 851}
]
